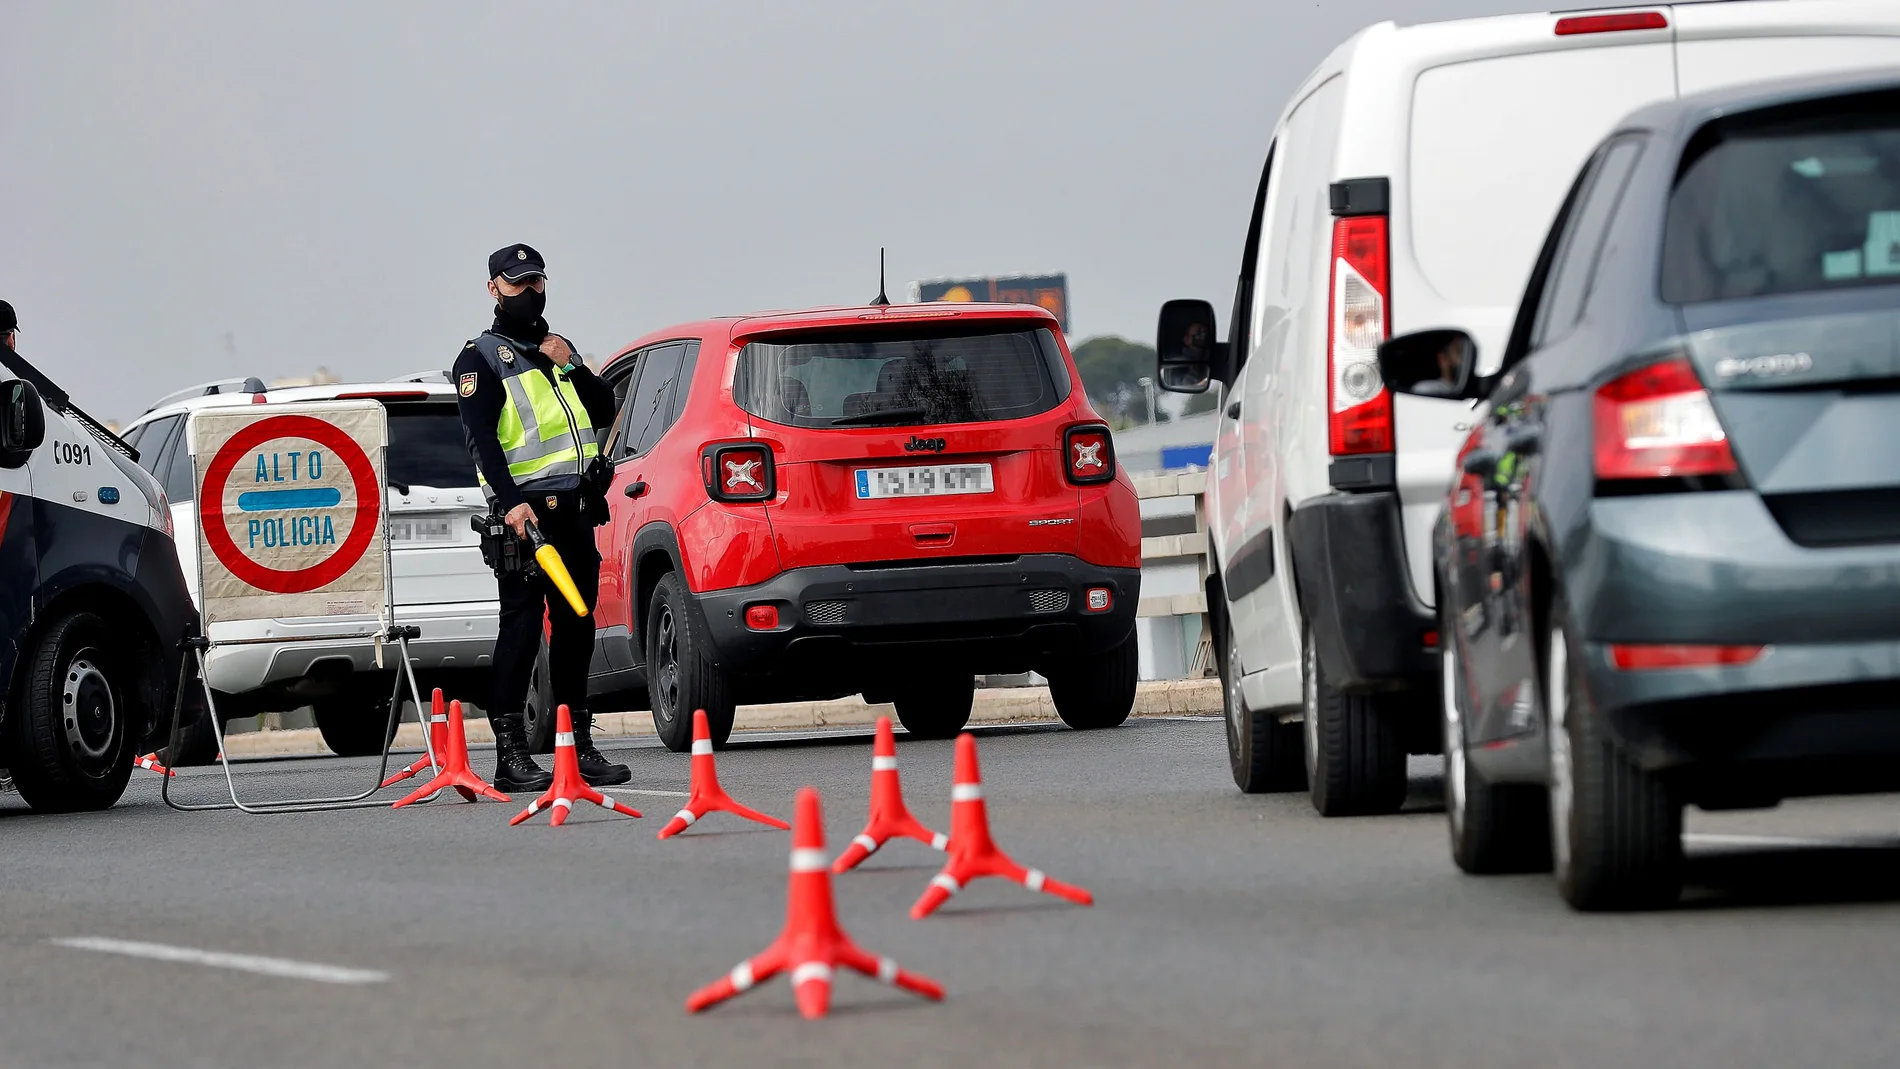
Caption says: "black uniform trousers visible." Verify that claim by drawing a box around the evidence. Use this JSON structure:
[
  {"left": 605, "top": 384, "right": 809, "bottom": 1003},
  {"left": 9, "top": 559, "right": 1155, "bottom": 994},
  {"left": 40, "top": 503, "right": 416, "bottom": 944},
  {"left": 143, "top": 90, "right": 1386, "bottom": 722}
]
[{"left": 491, "top": 489, "right": 600, "bottom": 735}]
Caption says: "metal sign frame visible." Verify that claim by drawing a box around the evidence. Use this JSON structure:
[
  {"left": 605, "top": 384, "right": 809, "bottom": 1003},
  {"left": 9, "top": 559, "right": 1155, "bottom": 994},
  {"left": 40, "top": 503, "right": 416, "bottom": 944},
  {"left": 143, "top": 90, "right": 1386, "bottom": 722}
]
[{"left": 160, "top": 403, "right": 438, "bottom": 814}]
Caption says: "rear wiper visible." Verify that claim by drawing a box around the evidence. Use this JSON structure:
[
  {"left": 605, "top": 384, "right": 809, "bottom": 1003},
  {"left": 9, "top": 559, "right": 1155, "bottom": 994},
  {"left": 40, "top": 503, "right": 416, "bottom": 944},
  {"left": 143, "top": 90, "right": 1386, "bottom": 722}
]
[{"left": 830, "top": 407, "right": 926, "bottom": 427}]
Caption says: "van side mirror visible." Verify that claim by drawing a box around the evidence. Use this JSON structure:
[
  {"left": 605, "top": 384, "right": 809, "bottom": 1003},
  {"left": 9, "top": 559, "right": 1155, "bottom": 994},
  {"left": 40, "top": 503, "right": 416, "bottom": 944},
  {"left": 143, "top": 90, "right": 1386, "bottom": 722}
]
[
  {"left": 1156, "top": 299, "right": 1220, "bottom": 394},
  {"left": 0, "top": 379, "right": 46, "bottom": 468},
  {"left": 1378, "top": 329, "right": 1480, "bottom": 400}
]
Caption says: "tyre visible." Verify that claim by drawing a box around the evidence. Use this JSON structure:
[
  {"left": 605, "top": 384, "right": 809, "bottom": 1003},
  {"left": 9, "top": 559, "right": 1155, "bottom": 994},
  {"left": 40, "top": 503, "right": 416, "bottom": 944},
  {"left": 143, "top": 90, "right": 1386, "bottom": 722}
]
[
  {"left": 892, "top": 672, "right": 975, "bottom": 739},
  {"left": 646, "top": 572, "right": 733, "bottom": 753},
  {"left": 312, "top": 679, "right": 400, "bottom": 758},
  {"left": 6, "top": 612, "right": 136, "bottom": 812},
  {"left": 1224, "top": 621, "right": 1304, "bottom": 793},
  {"left": 1544, "top": 598, "right": 1682, "bottom": 910},
  {"left": 522, "top": 633, "right": 556, "bottom": 754},
  {"left": 1048, "top": 630, "right": 1137, "bottom": 730},
  {"left": 1442, "top": 623, "right": 1549, "bottom": 873},
  {"left": 1302, "top": 624, "right": 1407, "bottom": 816}
]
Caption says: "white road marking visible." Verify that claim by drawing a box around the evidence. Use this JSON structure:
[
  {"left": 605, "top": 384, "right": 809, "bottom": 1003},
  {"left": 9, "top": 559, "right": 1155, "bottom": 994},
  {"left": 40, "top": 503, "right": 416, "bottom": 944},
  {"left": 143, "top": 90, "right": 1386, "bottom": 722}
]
[
  {"left": 1684, "top": 832, "right": 1857, "bottom": 849},
  {"left": 52, "top": 937, "right": 387, "bottom": 985},
  {"left": 601, "top": 787, "right": 691, "bottom": 798}
]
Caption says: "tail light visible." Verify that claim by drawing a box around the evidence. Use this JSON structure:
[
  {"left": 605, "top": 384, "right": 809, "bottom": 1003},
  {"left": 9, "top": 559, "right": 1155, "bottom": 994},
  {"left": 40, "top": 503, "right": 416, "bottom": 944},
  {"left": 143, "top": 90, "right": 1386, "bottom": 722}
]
[
  {"left": 1327, "top": 215, "right": 1393, "bottom": 455},
  {"left": 1593, "top": 358, "right": 1737, "bottom": 482},
  {"left": 1555, "top": 11, "right": 1667, "bottom": 36},
  {"left": 744, "top": 604, "right": 780, "bottom": 630},
  {"left": 1609, "top": 644, "right": 1765, "bottom": 670},
  {"left": 702, "top": 442, "right": 776, "bottom": 503},
  {"left": 1064, "top": 424, "right": 1115, "bottom": 485},
  {"left": 1085, "top": 587, "right": 1112, "bottom": 612}
]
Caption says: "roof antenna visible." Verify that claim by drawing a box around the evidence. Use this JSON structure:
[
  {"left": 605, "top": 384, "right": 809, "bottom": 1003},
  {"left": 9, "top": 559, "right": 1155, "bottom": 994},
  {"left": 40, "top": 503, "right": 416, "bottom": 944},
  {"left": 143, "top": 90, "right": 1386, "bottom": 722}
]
[{"left": 870, "top": 247, "right": 891, "bottom": 307}]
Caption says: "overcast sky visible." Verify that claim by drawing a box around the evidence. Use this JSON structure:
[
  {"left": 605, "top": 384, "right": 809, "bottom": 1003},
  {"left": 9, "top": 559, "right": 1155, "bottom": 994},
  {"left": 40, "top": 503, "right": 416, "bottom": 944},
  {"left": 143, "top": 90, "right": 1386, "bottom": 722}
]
[{"left": 3, "top": 0, "right": 1543, "bottom": 424}]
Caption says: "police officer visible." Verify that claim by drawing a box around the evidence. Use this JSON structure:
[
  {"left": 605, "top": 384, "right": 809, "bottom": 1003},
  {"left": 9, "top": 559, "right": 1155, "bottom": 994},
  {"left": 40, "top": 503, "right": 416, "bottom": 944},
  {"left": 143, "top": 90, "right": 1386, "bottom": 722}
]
[
  {"left": 2, "top": 300, "right": 17, "bottom": 351},
  {"left": 454, "top": 244, "right": 629, "bottom": 791}
]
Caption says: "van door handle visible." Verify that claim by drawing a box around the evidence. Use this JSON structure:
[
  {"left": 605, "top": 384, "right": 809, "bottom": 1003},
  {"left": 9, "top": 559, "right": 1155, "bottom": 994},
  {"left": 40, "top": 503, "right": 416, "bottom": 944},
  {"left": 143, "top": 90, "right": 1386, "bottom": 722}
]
[
  {"left": 1226, "top": 399, "right": 1242, "bottom": 420},
  {"left": 624, "top": 480, "right": 649, "bottom": 499}
]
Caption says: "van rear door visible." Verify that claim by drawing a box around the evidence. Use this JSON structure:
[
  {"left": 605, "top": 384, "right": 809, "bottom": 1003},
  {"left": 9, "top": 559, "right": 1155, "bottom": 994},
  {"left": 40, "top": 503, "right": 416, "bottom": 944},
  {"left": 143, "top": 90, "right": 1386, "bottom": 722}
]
[
  {"left": 1399, "top": 31, "right": 1676, "bottom": 604},
  {"left": 1674, "top": 1, "right": 1900, "bottom": 96}
]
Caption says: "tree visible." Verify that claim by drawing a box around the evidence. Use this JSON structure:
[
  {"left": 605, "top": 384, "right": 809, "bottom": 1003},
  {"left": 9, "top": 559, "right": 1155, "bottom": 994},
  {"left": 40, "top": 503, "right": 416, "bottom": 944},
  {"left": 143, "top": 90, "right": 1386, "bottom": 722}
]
[{"left": 1070, "top": 336, "right": 1156, "bottom": 423}]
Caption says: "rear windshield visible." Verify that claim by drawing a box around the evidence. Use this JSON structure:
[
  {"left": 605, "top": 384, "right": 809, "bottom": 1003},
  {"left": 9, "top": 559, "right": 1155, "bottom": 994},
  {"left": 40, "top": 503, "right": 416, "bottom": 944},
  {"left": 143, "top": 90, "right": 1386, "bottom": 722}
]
[
  {"left": 733, "top": 324, "right": 1071, "bottom": 429},
  {"left": 1663, "top": 103, "right": 1900, "bottom": 303},
  {"left": 388, "top": 403, "right": 477, "bottom": 490}
]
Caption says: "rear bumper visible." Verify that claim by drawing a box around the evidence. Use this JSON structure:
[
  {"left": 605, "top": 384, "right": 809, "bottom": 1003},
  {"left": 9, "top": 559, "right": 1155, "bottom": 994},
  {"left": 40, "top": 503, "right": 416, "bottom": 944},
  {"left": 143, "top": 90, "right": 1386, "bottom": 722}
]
[
  {"left": 696, "top": 555, "right": 1139, "bottom": 678},
  {"left": 203, "top": 600, "right": 499, "bottom": 697},
  {"left": 1286, "top": 491, "right": 1435, "bottom": 693}
]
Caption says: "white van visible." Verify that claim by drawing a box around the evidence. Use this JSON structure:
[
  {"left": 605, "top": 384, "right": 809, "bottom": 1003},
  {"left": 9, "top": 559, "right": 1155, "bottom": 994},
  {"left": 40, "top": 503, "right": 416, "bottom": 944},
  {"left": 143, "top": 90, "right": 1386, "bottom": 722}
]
[
  {"left": 0, "top": 348, "right": 195, "bottom": 811},
  {"left": 1154, "top": 2, "right": 1900, "bottom": 814},
  {"left": 120, "top": 376, "right": 498, "bottom": 760}
]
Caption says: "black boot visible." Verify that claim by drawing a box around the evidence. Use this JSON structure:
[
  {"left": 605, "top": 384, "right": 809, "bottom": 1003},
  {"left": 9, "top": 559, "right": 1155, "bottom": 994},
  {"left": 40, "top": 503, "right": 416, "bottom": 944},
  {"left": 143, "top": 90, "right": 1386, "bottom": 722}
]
[
  {"left": 572, "top": 710, "right": 631, "bottom": 787},
  {"left": 491, "top": 717, "right": 553, "bottom": 793}
]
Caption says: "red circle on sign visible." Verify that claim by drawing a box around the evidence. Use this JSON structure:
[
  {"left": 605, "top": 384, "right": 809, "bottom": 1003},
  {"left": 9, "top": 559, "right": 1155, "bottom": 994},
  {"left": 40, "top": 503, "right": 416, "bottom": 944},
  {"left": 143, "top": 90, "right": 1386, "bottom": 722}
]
[{"left": 197, "top": 414, "right": 381, "bottom": 595}]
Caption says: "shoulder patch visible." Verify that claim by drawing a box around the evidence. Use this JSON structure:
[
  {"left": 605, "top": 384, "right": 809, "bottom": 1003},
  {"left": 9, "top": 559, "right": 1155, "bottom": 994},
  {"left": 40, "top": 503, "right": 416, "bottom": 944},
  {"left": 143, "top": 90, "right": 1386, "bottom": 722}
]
[{"left": 458, "top": 372, "right": 478, "bottom": 397}]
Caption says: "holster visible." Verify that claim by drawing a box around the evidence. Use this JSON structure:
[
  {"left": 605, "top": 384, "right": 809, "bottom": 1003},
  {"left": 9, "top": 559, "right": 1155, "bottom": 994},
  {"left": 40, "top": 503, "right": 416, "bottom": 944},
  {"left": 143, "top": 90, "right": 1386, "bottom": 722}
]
[
  {"left": 579, "top": 454, "right": 613, "bottom": 528},
  {"left": 471, "top": 512, "right": 540, "bottom": 581}
]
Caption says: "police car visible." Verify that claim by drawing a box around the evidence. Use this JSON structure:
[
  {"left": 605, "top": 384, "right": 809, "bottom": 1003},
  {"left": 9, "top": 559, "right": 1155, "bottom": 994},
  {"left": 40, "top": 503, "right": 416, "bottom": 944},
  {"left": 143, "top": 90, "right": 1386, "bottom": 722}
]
[
  {"left": 0, "top": 347, "right": 195, "bottom": 811},
  {"left": 121, "top": 375, "right": 499, "bottom": 760}
]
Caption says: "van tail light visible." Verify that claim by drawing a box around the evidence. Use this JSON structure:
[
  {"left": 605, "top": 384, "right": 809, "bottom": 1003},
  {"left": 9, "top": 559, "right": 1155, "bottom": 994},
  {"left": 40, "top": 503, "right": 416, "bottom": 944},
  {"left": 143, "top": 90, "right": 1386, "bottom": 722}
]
[
  {"left": 1593, "top": 358, "right": 1737, "bottom": 482},
  {"left": 1327, "top": 214, "right": 1393, "bottom": 456},
  {"left": 1555, "top": 11, "right": 1667, "bottom": 36},
  {"left": 1609, "top": 644, "right": 1765, "bottom": 671},
  {"left": 702, "top": 441, "right": 776, "bottom": 503},
  {"left": 1064, "top": 424, "right": 1116, "bottom": 485}
]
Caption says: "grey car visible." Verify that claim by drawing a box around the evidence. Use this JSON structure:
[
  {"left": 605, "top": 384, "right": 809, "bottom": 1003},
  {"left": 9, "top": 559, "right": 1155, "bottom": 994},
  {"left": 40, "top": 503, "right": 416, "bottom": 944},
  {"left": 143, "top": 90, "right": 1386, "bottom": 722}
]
[{"left": 1376, "top": 69, "right": 1900, "bottom": 911}]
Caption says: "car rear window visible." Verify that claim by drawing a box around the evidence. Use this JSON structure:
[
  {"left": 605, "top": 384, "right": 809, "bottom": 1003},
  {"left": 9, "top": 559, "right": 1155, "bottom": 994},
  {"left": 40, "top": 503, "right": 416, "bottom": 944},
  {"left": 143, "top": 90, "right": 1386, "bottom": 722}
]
[
  {"left": 387, "top": 403, "right": 477, "bottom": 490},
  {"left": 1662, "top": 100, "right": 1900, "bottom": 303},
  {"left": 733, "top": 324, "right": 1071, "bottom": 429}
]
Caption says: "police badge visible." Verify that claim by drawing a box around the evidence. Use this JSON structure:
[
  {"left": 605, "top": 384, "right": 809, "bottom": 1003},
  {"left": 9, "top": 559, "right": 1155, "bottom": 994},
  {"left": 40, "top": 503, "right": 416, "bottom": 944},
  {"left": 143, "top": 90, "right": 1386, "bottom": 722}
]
[
  {"left": 545, "top": 496, "right": 558, "bottom": 510},
  {"left": 458, "top": 372, "right": 478, "bottom": 397},
  {"left": 497, "top": 344, "right": 515, "bottom": 365}
]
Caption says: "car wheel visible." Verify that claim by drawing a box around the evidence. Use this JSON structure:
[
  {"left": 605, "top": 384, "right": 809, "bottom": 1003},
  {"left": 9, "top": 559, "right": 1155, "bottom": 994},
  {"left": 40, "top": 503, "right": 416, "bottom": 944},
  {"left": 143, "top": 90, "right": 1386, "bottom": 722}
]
[
  {"left": 1302, "top": 623, "right": 1406, "bottom": 817},
  {"left": 1049, "top": 630, "right": 1137, "bottom": 730},
  {"left": 1224, "top": 622, "right": 1304, "bottom": 793},
  {"left": 312, "top": 680, "right": 400, "bottom": 758},
  {"left": 646, "top": 572, "right": 733, "bottom": 753},
  {"left": 892, "top": 672, "right": 975, "bottom": 739},
  {"left": 7, "top": 612, "right": 136, "bottom": 812},
  {"left": 1443, "top": 629, "right": 1550, "bottom": 873},
  {"left": 521, "top": 632, "right": 556, "bottom": 754},
  {"left": 1544, "top": 597, "right": 1682, "bottom": 910}
]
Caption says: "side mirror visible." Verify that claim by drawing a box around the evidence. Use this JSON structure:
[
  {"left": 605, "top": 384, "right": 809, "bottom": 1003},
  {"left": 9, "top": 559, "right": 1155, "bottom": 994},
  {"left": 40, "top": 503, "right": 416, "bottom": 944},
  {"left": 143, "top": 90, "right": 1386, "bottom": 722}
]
[
  {"left": 0, "top": 379, "right": 46, "bottom": 468},
  {"left": 1378, "top": 329, "right": 1480, "bottom": 401},
  {"left": 1156, "top": 299, "right": 1219, "bottom": 394}
]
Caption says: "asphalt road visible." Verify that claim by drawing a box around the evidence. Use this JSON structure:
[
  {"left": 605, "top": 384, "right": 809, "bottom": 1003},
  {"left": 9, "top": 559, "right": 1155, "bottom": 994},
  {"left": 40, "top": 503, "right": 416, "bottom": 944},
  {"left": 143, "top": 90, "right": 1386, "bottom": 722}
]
[{"left": 2, "top": 716, "right": 1897, "bottom": 1068}]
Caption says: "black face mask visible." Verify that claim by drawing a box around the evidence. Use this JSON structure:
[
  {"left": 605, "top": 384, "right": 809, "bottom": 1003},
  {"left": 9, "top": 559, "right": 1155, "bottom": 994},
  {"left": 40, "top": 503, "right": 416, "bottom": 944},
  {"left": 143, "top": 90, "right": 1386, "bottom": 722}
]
[{"left": 495, "top": 285, "right": 546, "bottom": 328}]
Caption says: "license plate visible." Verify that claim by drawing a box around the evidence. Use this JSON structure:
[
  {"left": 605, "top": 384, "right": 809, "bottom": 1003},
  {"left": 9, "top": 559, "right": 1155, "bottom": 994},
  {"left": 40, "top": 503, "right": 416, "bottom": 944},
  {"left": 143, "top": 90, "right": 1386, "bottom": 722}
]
[
  {"left": 389, "top": 514, "right": 456, "bottom": 543},
  {"left": 854, "top": 463, "right": 994, "bottom": 499}
]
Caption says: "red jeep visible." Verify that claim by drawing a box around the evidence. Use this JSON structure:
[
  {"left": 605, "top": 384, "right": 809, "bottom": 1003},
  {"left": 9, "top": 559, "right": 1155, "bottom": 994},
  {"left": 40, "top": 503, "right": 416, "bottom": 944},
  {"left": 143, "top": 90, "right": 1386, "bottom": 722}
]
[{"left": 581, "top": 302, "right": 1141, "bottom": 751}]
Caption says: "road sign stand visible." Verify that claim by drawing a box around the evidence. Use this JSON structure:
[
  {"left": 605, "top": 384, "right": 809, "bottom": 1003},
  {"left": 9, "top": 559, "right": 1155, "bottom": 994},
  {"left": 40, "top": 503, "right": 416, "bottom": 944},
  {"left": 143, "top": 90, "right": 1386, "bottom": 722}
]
[{"left": 159, "top": 625, "right": 437, "bottom": 815}]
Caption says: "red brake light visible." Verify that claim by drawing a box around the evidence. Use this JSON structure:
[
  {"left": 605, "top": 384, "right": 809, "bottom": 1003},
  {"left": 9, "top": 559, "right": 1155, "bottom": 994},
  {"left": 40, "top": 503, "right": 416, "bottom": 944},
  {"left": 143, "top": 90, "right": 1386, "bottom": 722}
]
[
  {"left": 1593, "top": 358, "right": 1737, "bottom": 481},
  {"left": 1064, "top": 424, "right": 1115, "bottom": 485},
  {"left": 744, "top": 604, "right": 780, "bottom": 630},
  {"left": 1327, "top": 215, "right": 1393, "bottom": 456},
  {"left": 1555, "top": 11, "right": 1668, "bottom": 36},
  {"left": 702, "top": 442, "right": 775, "bottom": 503},
  {"left": 1609, "top": 644, "right": 1765, "bottom": 671}
]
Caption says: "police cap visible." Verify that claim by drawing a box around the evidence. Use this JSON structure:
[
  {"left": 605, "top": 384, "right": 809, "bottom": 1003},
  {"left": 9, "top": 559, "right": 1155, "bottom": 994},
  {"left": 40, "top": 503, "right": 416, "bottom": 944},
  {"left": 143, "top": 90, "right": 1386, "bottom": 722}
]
[
  {"left": 488, "top": 244, "right": 547, "bottom": 283},
  {"left": 0, "top": 300, "right": 15, "bottom": 334}
]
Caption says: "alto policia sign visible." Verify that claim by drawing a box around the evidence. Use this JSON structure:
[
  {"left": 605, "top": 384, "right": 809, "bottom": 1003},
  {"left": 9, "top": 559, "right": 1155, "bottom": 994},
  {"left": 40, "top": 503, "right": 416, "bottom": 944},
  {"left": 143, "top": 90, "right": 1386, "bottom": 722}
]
[
  {"left": 190, "top": 401, "right": 390, "bottom": 626},
  {"left": 908, "top": 273, "right": 1069, "bottom": 332}
]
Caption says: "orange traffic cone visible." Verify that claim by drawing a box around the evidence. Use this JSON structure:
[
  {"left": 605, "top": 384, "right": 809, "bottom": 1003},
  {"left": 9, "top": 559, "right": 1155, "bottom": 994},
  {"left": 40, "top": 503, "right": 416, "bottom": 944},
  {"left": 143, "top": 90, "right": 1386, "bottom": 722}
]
[
  {"left": 833, "top": 716, "right": 946, "bottom": 873},
  {"left": 510, "top": 704, "right": 642, "bottom": 827},
  {"left": 380, "top": 688, "right": 450, "bottom": 789},
  {"left": 392, "top": 699, "right": 511, "bottom": 808},
  {"left": 133, "top": 752, "right": 175, "bottom": 777},
  {"left": 686, "top": 787, "right": 944, "bottom": 1019},
  {"left": 657, "top": 709, "right": 789, "bottom": 839},
  {"left": 910, "top": 732, "right": 1093, "bottom": 919}
]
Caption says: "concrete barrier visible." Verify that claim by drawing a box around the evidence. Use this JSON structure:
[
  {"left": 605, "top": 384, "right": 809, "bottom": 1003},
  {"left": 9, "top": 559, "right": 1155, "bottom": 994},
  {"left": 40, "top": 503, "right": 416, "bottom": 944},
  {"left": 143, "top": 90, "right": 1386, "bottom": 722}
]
[{"left": 218, "top": 679, "right": 1224, "bottom": 759}]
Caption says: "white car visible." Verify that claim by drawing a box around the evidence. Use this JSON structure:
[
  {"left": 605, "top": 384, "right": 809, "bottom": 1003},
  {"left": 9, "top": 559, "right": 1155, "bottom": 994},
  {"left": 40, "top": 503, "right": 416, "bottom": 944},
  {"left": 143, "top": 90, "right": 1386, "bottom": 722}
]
[
  {"left": 120, "top": 375, "right": 498, "bottom": 759},
  {"left": 1154, "top": 1, "right": 1900, "bottom": 813}
]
